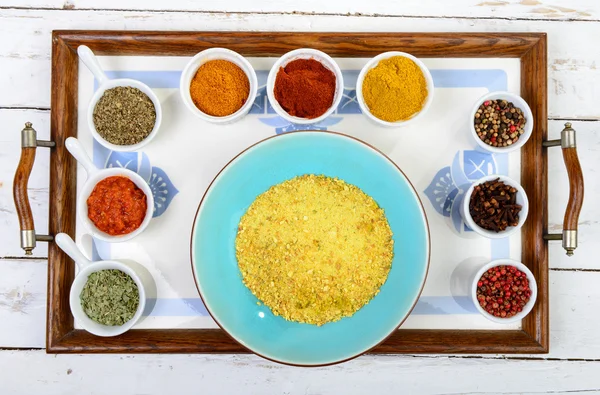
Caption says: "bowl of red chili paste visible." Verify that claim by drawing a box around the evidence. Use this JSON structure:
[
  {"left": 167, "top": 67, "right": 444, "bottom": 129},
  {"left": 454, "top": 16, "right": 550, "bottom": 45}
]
[
  {"left": 471, "top": 259, "right": 537, "bottom": 324},
  {"left": 65, "top": 137, "right": 154, "bottom": 242},
  {"left": 81, "top": 171, "right": 153, "bottom": 242},
  {"left": 267, "top": 48, "right": 344, "bottom": 125},
  {"left": 87, "top": 176, "right": 149, "bottom": 237}
]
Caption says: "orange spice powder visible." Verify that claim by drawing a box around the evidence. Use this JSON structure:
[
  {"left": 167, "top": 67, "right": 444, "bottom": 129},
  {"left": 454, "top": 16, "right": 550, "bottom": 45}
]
[{"left": 190, "top": 60, "right": 250, "bottom": 117}]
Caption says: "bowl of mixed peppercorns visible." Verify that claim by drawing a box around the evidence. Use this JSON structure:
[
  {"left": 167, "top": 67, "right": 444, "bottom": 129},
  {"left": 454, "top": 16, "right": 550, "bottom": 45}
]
[
  {"left": 470, "top": 91, "right": 533, "bottom": 153},
  {"left": 460, "top": 175, "right": 529, "bottom": 238},
  {"left": 471, "top": 259, "right": 537, "bottom": 323}
]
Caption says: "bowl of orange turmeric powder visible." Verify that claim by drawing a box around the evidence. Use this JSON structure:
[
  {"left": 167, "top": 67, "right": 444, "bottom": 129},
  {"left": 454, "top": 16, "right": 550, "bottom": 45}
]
[
  {"left": 357, "top": 52, "right": 434, "bottom": 127},
  {"left": 180, "top": 48, "right": 258, "bottom": 124}
]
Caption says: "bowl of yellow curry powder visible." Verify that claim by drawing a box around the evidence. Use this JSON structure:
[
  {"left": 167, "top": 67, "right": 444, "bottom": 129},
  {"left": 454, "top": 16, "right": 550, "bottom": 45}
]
[
  {"left": 357, "top": 52, "right": 434, "bottom": 127},
  {"left": 190, "top": 131, "right": 430, "bottom": 366}
]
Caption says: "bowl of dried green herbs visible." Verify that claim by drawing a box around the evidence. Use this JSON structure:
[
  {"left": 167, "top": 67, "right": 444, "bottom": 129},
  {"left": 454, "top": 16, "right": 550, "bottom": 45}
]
[
  {"left": 56, "top": 233, "right": 147, "bottom": 337},
  {"left": 79, "top": 45, "right": 162, "bottom": 152}
]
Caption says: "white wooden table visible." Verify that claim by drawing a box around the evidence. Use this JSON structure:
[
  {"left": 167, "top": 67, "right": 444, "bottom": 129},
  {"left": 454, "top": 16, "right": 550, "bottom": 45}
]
[{"left": 1, "top": 1, "right": 599, "bottom": 393}]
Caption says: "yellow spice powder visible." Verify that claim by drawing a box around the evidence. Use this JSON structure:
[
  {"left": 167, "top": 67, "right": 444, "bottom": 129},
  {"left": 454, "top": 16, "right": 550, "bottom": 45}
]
[
  {"left": 235, "top": 174, "right": 394, "bottom": 326},
  {"left": 362, "top": 56, "right": 428, "bottom": 122}
]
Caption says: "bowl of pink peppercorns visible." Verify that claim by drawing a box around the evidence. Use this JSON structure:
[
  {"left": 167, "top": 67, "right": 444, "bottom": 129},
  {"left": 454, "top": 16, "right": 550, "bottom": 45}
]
[
  {"left": 471, "top": 259, "right": 537, "bottom": 324},
  {"left": 470, "top": 91, "right": 534, "bottom": 154}
]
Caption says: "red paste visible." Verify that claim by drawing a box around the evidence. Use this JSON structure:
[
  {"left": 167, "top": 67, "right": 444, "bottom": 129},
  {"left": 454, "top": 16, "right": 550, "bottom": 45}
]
[{"left": 87, "top": 176, "right": 147, "bottom": 236}]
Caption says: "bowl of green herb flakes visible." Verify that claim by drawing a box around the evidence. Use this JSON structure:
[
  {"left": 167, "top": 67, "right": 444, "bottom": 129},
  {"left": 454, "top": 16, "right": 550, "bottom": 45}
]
[
  {"left": 56, "top": 233, "right": 147, "bottom": 337},
  {"left": 78, "top": 45, "right": 162, "bottom": 152}
]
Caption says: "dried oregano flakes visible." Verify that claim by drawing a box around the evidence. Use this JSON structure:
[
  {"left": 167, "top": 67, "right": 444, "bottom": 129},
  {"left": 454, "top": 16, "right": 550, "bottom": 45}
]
[
  {"left": 93, "top": 86, "right": 156, "bottom": 146},
  {"left": 80, "top": 269, "right": 140, "bottom": 326}
]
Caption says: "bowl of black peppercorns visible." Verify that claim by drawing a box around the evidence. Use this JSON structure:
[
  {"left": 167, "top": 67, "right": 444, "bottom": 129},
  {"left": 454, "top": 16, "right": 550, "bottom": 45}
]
[
  {"left": 470, "top": 91, "right": 533, "bottom": 153},
  {"left": 460, "top": 175, "right": 529, "bottom": 238}
]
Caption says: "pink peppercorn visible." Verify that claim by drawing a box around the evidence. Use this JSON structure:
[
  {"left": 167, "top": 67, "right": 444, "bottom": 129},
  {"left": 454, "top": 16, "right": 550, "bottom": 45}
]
[{"left": 476, "top": 265, "right": 532, "bottom": 319}]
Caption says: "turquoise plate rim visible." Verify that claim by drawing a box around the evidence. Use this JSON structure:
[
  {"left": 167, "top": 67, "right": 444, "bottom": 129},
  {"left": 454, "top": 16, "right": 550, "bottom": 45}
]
[{"left": 189, "top": 131, "right": 431, "bottom": 366}]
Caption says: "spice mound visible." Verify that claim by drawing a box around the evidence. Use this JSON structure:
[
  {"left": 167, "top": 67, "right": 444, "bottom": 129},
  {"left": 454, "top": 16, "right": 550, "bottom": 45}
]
[
  {"left": 87, "top": 176, "right": 148, "bottom": 236},
  {"left": 274, "top": 58, "right": 336, "bottom": 119},
  {"left": 93, "top": 86, "right": 156, "bottom": 146},
  {"left": 469, "top": 178, "right": 522, "bottom": 232},
  {"left": 235, "top": 174, "right": 394, "bottom": 326},
  {"left": 81, "top": 269, "right": 140, "bottom": 326},
  {"left": 362, "top": 56, "right": 428, "bottom": 122},
  {"left": 476, "top": 265, "right": 532, "bottom": 319},
  {"left": 190, "top": 59, "right": 250, "bottom": 117},
  {"left": 474, "top": 99, "right": 526, "bottom": 147}
]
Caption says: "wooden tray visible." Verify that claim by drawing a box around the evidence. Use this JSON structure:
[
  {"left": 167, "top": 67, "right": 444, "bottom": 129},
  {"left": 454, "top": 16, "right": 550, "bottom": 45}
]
[{"left": 13, "top": 31, "right": 583, "bottom": 354}]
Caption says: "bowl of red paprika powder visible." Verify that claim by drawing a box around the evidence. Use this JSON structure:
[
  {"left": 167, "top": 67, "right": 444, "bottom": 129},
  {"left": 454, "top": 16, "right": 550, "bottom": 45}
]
[
  {"left": 471, "top": 259, "right": 537, "bottom": 324},
  {"left": 267, "top": 49, "right": 344, "bottom": 125}
]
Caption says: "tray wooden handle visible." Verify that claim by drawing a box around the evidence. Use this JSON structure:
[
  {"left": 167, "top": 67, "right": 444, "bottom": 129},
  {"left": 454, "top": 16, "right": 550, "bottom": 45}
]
[
  {"left": 544, "top": 122, "right": 584, "bottom": 256},
  {"left": 12, "top": 122, "right": 55, "bottom": 255},
  {"left": 562, "top": 146, "right": 584, "bottom": 232}
]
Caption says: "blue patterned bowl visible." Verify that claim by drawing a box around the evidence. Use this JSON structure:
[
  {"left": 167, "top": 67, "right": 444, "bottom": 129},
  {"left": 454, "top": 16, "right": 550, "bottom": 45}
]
[{"left": 190, "top": 131, "right": 430, "bottom": 366}]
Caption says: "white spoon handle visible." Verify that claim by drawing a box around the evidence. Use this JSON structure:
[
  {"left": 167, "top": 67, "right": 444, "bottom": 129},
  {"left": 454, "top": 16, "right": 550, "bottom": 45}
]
[
  {"left": 65, "top": 137, "right": 98, "bottom": 176},
  {"left": 77, "top": 45, "right": 109, "bottom": 86},
  {"left": 55, "top": 233, "right": 92, "bottom": 269}
]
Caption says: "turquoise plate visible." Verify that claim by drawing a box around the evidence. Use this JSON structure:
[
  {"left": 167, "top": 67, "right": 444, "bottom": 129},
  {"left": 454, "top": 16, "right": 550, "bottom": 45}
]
[{"left": 191, "top": 131, "right": 430, "bottom": 366}]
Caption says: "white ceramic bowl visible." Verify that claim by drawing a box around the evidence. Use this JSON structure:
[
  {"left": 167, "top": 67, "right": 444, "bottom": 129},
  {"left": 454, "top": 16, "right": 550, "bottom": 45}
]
[
  {"left": 78, "top": 45, "right": 162, "bottom": 152},
  {"left": 460, "top": 174, "right": 529, "bottom": 239},
  {"left": 470, "top": 259, "right": 537, "bottom": 324},
  {"left": 56, "top": 233, "right": 147, "bottom": 337},
  {"left": 356, "top": 51, "right": 434, "bottom": 128},
  {"left": 66, "top": 137, "right": 154, "bottom": 243},
  {"left": 180, "top": 48, "right": 258, "bottom": 124},
  {"left": 470, "top": 91, "right": 533, "bottom": 153},
  {"left": 266, "top": 48, "right": 344, "bottom": 125}
]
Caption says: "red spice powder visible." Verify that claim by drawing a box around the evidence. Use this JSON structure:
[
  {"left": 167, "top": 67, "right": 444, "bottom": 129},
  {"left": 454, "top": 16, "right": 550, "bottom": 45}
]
[
  {"left": 274, "top": 58, "right": 336, "bottom": 119},
  {"left": 87, "top": 176, "right": 147, "bottom": 236}
]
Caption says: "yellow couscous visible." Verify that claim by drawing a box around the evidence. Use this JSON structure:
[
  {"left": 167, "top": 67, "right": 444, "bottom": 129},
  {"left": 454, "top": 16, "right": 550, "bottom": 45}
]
[{"left": 235, "top": 174, "right": 394, "bottom": 326}]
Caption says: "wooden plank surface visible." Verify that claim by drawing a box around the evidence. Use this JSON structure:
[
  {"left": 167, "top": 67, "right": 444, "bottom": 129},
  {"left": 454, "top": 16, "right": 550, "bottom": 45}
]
[
  {"left": 0, "top": 9, "right": 599, "bottom": 119},
  {"left": 1, "top": 0, "right": 598, "bottom": 20},
  {"left": 1, "top": 351, "right": 600, "bottom": 395},
  {"left": 0, "top": 260, "right": 47, "bottom": 348}
]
